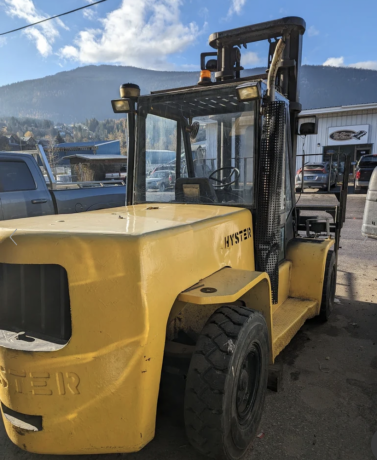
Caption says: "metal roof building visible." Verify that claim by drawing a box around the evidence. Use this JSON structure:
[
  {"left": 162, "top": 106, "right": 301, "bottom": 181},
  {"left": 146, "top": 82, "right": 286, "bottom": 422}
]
[
  {"left": 54, "top": 140, "right": 121, "bottom": 158},
  {"left": 296, "top": 103, "right": 377, "bottom": 178}
]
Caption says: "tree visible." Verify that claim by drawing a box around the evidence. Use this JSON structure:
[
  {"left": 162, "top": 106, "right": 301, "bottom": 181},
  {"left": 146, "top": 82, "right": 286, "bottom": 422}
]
[
  {"left": 55, "top": 133, "right": 65, "bottom": 144},
  {"left": 87, "top": 118, "right": 99, "bottom": 132},
  {"left": 46, "top": 137, "right": 60, "bottom": 171}
]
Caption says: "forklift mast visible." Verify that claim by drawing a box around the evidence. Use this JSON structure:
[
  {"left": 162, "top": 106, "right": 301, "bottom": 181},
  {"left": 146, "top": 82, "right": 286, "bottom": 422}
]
[{"left": 200, "top": 16, "right": 306, "bottom": 163}]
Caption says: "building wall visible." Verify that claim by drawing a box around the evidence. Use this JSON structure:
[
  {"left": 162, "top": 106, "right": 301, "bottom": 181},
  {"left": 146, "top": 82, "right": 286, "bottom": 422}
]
[{"left": 296, "top": 108, "right": 377, "bottom": 171}]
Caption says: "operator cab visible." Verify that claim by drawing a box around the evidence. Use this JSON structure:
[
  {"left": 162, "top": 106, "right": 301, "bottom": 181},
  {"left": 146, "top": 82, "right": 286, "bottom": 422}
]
[{"left": 134, "top": 83, "right": 263, "bottom": 207}]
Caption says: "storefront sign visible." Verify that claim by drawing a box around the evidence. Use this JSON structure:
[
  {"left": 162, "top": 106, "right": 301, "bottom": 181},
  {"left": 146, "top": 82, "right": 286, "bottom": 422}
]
[{"left": 328, "top": 125, "right": 369, "bottom": 145}]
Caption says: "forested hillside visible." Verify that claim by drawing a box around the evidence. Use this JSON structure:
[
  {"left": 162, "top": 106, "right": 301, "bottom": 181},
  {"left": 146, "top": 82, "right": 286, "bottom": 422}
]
[{"left": 0, "top": 65, "right": 376, "bottom": 123}]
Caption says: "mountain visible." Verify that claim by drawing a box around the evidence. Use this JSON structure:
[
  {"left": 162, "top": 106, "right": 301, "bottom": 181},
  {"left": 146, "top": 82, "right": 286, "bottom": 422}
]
[{"left": 0, "top": 65, "right": 376, "bottom": 123}]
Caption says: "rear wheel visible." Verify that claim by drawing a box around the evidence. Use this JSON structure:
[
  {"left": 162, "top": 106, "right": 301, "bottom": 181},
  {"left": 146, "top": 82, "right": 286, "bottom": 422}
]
[
  {"left": 159, "top": 182, "right": 166, "bottom": 192},
  {"left": 319, "top": 250, "right": 337, "bottom": 322},
  {"left": 184, "top": 305, "right": 269, "bottom": 460}
]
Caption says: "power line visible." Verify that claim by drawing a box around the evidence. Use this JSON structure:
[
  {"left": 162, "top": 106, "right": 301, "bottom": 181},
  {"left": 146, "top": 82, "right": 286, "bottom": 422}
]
[{"left": 0, "top": 0, "right": 111, "bottom": 37}]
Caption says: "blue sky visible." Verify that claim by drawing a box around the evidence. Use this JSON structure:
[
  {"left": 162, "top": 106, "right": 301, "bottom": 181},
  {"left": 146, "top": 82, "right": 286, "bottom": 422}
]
[{"left": 0, "top": 0, "right": 376, "bottom": 87}]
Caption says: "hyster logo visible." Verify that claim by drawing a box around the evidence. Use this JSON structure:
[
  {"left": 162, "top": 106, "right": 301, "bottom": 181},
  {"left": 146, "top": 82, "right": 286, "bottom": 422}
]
[{"left": 224, "top": 227, "right": 252, "bottom": 248}]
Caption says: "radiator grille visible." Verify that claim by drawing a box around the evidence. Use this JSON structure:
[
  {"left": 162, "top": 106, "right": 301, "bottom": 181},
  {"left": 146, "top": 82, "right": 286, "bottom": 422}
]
[
  {"left": 255, "top": 101, "right": 285, "bottom": 304},
  {"left": 0, "top": 264, "right": 71, "bottom": 342}
]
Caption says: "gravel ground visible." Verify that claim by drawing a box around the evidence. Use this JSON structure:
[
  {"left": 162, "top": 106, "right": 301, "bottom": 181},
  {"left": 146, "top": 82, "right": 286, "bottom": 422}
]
[{"left": 1, "top": 193, "right": 376, "bottom": 460}]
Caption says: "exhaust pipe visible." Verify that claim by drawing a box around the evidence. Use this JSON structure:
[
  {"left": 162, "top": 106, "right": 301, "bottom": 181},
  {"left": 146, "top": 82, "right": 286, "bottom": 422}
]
[{"left": 267, "top": 38, "right": 286, "bottom": 102}]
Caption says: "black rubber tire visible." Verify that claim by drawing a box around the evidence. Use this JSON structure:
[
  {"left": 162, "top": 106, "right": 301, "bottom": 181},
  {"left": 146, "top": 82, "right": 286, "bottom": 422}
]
[
  {"left": 295, "top": 187, "right": 302, "bottom": 193},
  {"left": 319, "top": 250, "right": 337, "bottom": 322},
  {"left": 184, "top": 305, "right": 269, "bottom": 460},
  {"left": 159, "top": 182, "right": 166, "bottom": 192}
]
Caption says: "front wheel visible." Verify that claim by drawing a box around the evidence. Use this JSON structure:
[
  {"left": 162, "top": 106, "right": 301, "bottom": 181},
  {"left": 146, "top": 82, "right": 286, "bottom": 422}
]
[{"left": 184, "top": 305, "right": 269, "bottom": 460}]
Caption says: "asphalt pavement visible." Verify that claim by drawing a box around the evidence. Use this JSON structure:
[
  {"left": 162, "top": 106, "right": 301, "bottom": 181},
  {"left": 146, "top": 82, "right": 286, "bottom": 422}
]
[{"left": 1, "top": 193, "right": 376, "bottom": 460}]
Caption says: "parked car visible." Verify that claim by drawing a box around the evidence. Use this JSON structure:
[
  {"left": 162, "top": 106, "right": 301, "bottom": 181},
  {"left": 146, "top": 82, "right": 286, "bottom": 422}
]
[
  {"left": 0, "top": 151, "right": 126, "bottom": 221},
  {"left": 295, "top": 162, "right": 338, "bottom": 191},
  {"left": 146, "top": 149, "right": 176, "bottom": 174},
  {"left": 146, "top": 170, "right": 175, "bottom": 192},
  {"left": 362, "top": 166, "right": 377, "bottom": 238},
  {"left": 354, "top": 154, "right": 377, "bottom": 193},
  {"left": 150, "top": 163, "right": 175, "bottom": 175}
]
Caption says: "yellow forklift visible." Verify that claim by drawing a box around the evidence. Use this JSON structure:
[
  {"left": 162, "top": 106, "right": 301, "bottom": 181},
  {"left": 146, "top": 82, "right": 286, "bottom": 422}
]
[{"left": 0, "top": 17, "right": 348, "bottom": 460}]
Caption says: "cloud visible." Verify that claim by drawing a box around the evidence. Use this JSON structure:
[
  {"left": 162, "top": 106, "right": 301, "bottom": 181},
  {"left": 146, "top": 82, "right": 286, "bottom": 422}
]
[
  {"left": 181, "top": 64, "right": 200, "bottom": 70},
  {"left": 83, "top": 9, "right": 97, "bottom": 21},
  {"left": 308, "top": 26, "right": 319, "bottom": 37},
  {"left": 349, "top": 61, "right": 377, "bottom": 70},
  {"left": 323, "top": 57, "right": 377, "bottom": 71},
  {"left": 228, "top": 0, "right": 247, "bottom": 17},
  {"left": 323, "top": 57, "right": 345, "bottom": 67},
  {"left": 83, "top": 0, "right": 98, "bottom": 20},
  {"left": 242, "top": 51, "right": 263, "bottom": 67},
  {"left": 59, "top": 0, "right": 200, "bottom": 70},
  {"left": 0, "top": 37, "right": 7, "bottom": 47},
  {"left": 3, "top": 0, "right": 67, "bottom": 57},
  {"left": 198, "top": 7, "right": 209, "bottom": 20}
]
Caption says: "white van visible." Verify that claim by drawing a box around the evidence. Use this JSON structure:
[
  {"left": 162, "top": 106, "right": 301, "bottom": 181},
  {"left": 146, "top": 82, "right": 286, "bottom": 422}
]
[{"left": 362, "top": 167, "right": 377, "bottom": 239}]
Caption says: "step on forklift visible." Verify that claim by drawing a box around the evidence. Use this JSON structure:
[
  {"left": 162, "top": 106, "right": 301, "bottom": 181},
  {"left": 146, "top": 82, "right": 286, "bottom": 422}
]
[{"left": 0, "top": 16, "right": 347, "bottom": 460}]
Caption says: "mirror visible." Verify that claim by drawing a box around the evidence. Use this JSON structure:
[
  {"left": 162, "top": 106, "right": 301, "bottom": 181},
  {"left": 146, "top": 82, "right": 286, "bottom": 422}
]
[
  {"left": 297, "top": 116, "right": 318, "bottom": 135},
  {"left": 186, "top": 121, "right": 200, "bottom": 140},
  {"left": 299, "top": 122, "right": 316, "bottom": 135}
]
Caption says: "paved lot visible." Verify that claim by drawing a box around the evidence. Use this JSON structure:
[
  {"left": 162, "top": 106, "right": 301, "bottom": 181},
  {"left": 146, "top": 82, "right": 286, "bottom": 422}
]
[{"left": 1, "top": 194, "right": 376, "bottom": 460}]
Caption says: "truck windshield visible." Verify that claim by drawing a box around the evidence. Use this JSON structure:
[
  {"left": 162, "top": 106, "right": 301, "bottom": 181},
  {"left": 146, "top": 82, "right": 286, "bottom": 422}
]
[
  {"left": 359, "top": 155, "right": 377, "bottom": 166},
  {"left": 135, "top": 86, "right": 256, "bottom": 206}
]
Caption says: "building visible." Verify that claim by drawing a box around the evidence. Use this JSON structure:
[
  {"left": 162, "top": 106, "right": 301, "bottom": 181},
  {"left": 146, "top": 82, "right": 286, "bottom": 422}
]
[
  {"left": 46, "top": 140, "right": 124, "bottom": 181},
  {"left": 2, "top": 134, "right": 22, "bottom": 150},
  {"left": 20, "top": 136, "right": 37, "bottom": 149},
  {"left": 53, "top": 140, "right": 121, "bottom": 161},
  {"left": 296, "top": 103, "right": 377, "bottom": 177}
]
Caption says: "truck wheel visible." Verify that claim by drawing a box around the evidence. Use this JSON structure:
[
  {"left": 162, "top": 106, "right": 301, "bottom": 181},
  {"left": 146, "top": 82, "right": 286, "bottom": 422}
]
[
  {"left": 184, "top": 305, "right": 269, "bottom": 460},
  {"left": 319, "top": 250, "right": 337, "bottom": 322},
  {"left": 159, "top": 183, "right": 166, "bottom": 192}
]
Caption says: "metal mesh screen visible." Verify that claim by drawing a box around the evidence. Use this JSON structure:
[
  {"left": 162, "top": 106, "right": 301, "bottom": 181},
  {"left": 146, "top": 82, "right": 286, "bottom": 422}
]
[{"left": 255, "top": 101, "right": 285, "bottom": 304}]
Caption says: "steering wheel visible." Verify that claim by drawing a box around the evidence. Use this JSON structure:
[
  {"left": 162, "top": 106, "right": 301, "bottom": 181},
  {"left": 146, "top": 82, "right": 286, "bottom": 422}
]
[{"left": 209, "top": 167, "right": 240, "bottom": 188}]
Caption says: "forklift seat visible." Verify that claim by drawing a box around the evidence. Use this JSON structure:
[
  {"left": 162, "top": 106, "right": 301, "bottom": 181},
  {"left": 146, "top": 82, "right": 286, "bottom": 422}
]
[{"left": 175, "top": 178, "right": 218, "bottom": 203}]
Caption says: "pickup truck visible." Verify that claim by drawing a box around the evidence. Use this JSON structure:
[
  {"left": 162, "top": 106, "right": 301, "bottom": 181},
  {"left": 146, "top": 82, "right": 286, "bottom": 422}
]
[
  {"left": 0, "top": 150, "right": 126, "bottom": 220},
  {"left": 354, "top": 154, "right": 377, "bottom": 193}
]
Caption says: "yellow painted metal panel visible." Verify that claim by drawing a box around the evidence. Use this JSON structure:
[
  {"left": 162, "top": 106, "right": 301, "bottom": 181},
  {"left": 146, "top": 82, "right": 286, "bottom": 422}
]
[
  {"left": 178, "top": 268, "right": 268, "bottom": 304},
  {"left": 0, "top": 203, "right": 255, "bottom": 454},
  {"left": 272, "top": 298, "right": 318, "bottom": 361},
  {"left": 275, "top": 260, "right": 291, "bottom": 312},
  {"left": 286, "top": 238, "right": 334, "bottom": 311}
]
